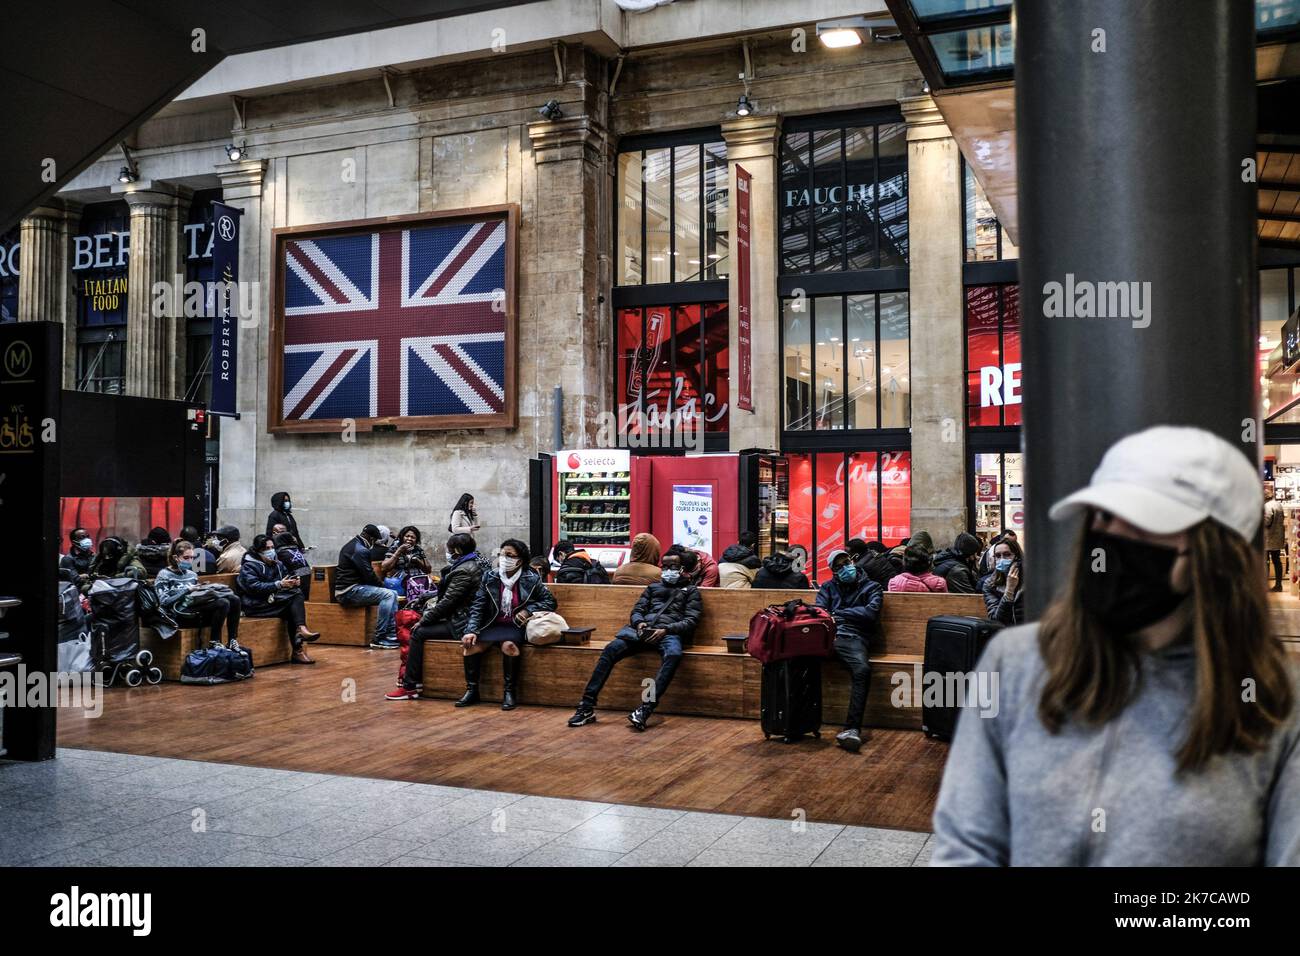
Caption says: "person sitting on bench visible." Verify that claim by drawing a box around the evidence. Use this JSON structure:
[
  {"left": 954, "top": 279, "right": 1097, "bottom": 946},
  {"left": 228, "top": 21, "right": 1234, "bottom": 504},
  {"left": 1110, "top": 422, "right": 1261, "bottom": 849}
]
[
  {"left": 335, "top": 524, "right": 401, "bottom": 649},
  {"left": 237, "top": 534, "right": 320, "bottom": 664},
  {"left": 567, "top": 550, "right": 702, "bottom": 732},
  {"left": 460, "top": 539, "right": 557, "bottom": 711},
  {"left": 816, "top": 548, "right": 884, "bottom": 754},
  {"left": 385, "top": 533, "right": 488, "bottom": 701}
]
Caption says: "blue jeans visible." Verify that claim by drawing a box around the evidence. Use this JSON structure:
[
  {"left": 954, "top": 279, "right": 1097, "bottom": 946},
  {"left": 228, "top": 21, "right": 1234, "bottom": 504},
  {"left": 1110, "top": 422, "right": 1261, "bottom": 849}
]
[
  {"left": 340, "top": 584, "right": 398, "bottom": 639},
  {"left": 580, "top": 632, "right": 684, "bottom": 710}
]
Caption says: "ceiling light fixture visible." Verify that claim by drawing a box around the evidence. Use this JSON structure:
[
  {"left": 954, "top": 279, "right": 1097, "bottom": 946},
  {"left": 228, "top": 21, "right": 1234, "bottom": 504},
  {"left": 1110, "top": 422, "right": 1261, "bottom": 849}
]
[
  {"left": 225, "top": 142, "right": 246, "bottom": 162},
  {"left": 539, "top": 99, "right": 563, "bottom": 121}
]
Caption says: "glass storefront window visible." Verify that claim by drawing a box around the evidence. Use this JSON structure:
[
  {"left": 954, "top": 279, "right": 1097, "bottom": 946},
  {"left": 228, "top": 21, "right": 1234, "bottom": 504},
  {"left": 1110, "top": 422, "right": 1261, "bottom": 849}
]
[
  {"left": 973, "top": 452, "right": 1025, "bottom": 550},
  {"left": 780, "top": 116, "right": 909, "bottom": 274},
  {"left": 616, "top": 136, "right": 728, "bottom": 287},
  {"left": 783, "top": 291, "right": 910, "bottom": 432},
  {"left": 74, "top": 201, "right": 129, "bottom": 394},
  {"left": 616, "top": 302, "right": 730, "bottom": 440},
  {"left": 965, "top": 283, "right": 1021, "bottom": 427},
  {"left": 1261, "top": 266, "right": 1299, "bottom": 423},
  {"left": 788, "top": 450, "right": 912, "bottom": 583},
  {"left": 963, "top": 159, "right": 1017, "bottom": 262}
]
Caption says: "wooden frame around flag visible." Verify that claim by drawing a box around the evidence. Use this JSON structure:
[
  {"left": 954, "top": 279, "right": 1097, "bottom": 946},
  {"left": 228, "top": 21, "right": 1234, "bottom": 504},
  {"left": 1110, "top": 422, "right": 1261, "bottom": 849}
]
[{"left": 267, "top": 204, "right": 519, "bottom": 434}]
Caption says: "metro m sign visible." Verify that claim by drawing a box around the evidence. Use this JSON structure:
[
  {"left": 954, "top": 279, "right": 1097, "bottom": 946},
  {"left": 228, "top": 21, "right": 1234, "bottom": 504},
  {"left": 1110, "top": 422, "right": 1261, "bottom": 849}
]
[{"left": 980, "top": 362, "right": 1022, "bottom": 408}]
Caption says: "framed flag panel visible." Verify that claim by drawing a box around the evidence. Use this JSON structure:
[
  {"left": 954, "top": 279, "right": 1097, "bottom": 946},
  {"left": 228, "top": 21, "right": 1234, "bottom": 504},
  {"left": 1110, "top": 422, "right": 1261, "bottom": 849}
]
[{"left": 268, "top": 205, "right": 518, "bottom": 433}]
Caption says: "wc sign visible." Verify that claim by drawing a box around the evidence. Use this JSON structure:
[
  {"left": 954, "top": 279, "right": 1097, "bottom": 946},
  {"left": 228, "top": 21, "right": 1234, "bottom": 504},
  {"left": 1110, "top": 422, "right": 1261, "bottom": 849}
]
[{"left": 979, "top": 362, "right": 1021, "bottom": 408}]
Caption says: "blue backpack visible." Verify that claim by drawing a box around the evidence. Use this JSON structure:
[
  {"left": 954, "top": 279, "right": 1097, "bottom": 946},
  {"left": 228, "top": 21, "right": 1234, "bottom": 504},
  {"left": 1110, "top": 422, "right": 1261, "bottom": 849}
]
[{"left": 180, "top": 641, "right": 255, "bottom": 684}]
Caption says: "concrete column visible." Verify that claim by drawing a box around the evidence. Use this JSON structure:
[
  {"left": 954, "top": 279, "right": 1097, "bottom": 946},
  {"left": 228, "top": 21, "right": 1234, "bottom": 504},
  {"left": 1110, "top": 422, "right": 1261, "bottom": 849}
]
[
  {"left": 214, "top": 159, "right": 268, "bottom": 533},
  {"left": 527, "top": 114, "right": 606, "bottom": 449},
  {"left": 901, "top": 95, "right": 966, "bottom": 546},
  {"left": 1016, "top": 0, "right": 1256, "bottom": 614},
  {"left": 116, "top": 182, "right": 180, "bottom": 398},
  {"left": 17, "top": 201, "right": 79, "bottom": 386},
  {"left": 722, "top": 114, "right": 782, "bottom": 452}
]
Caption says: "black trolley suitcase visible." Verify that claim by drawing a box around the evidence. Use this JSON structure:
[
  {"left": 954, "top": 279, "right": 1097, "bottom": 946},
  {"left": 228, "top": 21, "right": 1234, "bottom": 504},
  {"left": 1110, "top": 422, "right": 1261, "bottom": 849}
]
[
  {"left": 760, "top": 657, "right": 822, "bottom": 743},
  {"left": 921, "top": 614, "right": 1002, "bottom": 741}
]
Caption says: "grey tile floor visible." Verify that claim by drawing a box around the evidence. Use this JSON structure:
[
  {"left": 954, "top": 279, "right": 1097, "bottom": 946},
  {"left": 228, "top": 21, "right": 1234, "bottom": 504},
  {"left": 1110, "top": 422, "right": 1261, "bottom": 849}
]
[{"left": 0, "top": 748, "right": 935, "bottom": 867}]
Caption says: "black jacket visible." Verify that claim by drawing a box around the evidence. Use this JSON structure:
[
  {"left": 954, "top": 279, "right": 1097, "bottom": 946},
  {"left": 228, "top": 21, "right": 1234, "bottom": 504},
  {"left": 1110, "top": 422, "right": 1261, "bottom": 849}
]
[
  {"left": 335, "top": 535, "right": 382, "bottom": 595},
  {"left": 420, "top": 554, "right": 489, "bottom": 638},
  {"left": 135, "top": 542, "right": 170, "bottom": 578},
  {"left": 236, "top": 553, "right": 290, "bottom": 613},
  {"left": 465, "top": 568, "right": 557, "bottom": 635},
  {"left": 753, "top": 552, "right": 810, "bottom": 589},
  {"left": 629, "top": 581, "right": 703, "bottom": 638},
  {"left": 858, "top": 551, "right": 902, "bottom": 588},
  {"left": 59, "top": 548, "right": 93, "bottom": 583},
  {"left": 815, "top": 574, "right": 884, "bottom": 643},
  {"left": 932, "top": 548, "right": 979, "bottom": 594},
  {"left": 554, "top": 553, "right": 610, "bottom": 584},
  {"left": 266, "top": 491, "right": 304, "bottom": 548},
  {"left": 983, "top": 575, "right": 1026, "bottom": 626},
  {"left": 719, "top": 544, "right": 762, "bottom": 569}
]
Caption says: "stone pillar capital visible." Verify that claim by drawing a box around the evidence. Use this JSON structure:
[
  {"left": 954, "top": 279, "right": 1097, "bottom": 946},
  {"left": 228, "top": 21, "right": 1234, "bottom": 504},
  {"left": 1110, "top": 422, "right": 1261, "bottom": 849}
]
[
  {"left": 900, "top": 95, "right": 952, "bottom": 142},
  {"left": 528, "top": 115, "right": 605, "bottom": 166},
  {"left": 216, "top": 159, "right": 268, "bottom": 200},
  {"left": 720, "top": 114, "right": 782, "bottom": 162},
  {"left": 112, "top": 181, "right": 182, "bottom": 213}
]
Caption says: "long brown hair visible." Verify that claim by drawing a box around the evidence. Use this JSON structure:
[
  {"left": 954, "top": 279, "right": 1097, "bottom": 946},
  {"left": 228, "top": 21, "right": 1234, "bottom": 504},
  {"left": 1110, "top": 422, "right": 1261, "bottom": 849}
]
[{"left": 1038, "top": 517, "right": 1294, "bottom": 773}]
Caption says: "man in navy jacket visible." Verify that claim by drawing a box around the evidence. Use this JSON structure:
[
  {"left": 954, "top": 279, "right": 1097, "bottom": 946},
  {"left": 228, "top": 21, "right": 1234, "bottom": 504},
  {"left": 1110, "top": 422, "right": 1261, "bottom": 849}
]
[
  {"left": 335, "top": 524, "right": 400, "bottom": 648},
  {"left": 816, "top": 548, "right": 884, "bottom": 754}
]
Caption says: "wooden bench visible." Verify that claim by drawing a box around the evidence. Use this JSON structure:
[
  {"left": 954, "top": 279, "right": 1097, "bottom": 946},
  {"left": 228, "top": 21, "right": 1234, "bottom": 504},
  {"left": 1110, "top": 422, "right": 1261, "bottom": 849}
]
[
  {"left": 305, "top": 564, "right": 379, "bottom": 645},
  {"left": 419, "top": 584, "right": 985, "bottom": 730}
]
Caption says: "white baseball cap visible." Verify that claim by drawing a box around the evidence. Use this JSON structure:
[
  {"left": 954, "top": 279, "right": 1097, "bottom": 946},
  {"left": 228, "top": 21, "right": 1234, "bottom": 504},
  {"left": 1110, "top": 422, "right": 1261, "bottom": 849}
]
[{"left": 1048, "top": 425, "right": 1262, "bottom": 542}]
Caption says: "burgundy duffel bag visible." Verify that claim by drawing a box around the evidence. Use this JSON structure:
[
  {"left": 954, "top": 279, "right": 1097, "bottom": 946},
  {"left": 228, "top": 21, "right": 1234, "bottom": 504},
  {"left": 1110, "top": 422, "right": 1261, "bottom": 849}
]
[{"left": 746, "top": 600, "right": 836, "bottom": 663}]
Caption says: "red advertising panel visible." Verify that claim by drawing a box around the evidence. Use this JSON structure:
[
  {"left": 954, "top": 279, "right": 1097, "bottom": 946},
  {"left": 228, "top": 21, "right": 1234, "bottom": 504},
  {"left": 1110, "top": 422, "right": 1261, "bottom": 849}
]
[{"left": 736, "top": 165, "right": 753, "bottom": 411}]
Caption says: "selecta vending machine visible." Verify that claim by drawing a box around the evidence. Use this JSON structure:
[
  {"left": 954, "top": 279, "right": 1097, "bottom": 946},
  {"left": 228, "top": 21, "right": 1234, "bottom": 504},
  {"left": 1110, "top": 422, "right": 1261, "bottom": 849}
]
[{"left": 552, "top": 448, "right": 636, "bottom": 568}]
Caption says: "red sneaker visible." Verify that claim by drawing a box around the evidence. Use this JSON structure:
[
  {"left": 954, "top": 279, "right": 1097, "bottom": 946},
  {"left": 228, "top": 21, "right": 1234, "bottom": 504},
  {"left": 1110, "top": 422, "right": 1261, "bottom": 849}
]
[{"left": 385, "top": 685, "right": 419, "bottom": 701}]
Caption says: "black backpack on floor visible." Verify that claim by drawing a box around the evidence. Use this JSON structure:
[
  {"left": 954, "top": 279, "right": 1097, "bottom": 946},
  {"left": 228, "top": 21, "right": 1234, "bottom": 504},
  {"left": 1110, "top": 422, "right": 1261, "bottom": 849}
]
[{"left": 180, "top": 641, "right": 255, "bottom": 685}]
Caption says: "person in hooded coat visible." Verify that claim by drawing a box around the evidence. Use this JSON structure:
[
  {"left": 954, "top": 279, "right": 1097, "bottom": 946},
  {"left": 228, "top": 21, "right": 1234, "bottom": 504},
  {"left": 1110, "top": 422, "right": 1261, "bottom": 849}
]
[
  {"left": 552, "top": 540, "right": 611, "bottom": 584},
  {"left": 753, "top": 550, "right": 811, "bottom": 589},
  {"left": 612, "top": 533, "right": 663, "bottom": 586},
  {"left": 266, "top": 491, "right": 304, "bottom": 549},
  {"left": 212, "top": 526, "right": 247, "bottom": 574},
  {"left": 931, "top": 532, "right": 982, "bottom": 594},
  {"left": 135, "top": 527, "right": 172, "bottom": 578},
  {"left": 717, "top": 542, "right": 761, "bottom": 588},
  {"left": 857, "top": 540, "right": 902, "bottom": 588}
]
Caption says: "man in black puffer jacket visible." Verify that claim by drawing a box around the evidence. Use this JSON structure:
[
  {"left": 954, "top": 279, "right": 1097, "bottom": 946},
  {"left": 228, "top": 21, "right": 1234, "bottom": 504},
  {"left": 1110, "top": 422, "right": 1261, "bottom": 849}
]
[
  {"left": 568, "top": 550, "right": 703, "bottom": 731},
  {"left": 932, "top": 532, "right": 982, "bottom": 594},
  {"left": 551, "top": 540, "right": 610, "bottom": 584},
  {"left": 857, "top": 540, "right": 901, "bottom": 588},
  {"left": 753, "top": 550, "right": 811, "bottom": 589}
]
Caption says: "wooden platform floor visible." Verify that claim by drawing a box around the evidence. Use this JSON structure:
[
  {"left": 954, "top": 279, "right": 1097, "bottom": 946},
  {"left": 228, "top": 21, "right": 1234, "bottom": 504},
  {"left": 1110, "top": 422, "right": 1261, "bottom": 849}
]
[{"left": 57, "top": 647, "right": 948, "bottom": 832}]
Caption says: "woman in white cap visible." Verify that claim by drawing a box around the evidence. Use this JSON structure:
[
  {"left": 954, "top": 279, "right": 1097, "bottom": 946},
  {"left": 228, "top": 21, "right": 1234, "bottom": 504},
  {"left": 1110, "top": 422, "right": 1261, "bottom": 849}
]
[{"left": 933, "top": 425, "right": 1300, "bottom": 866}]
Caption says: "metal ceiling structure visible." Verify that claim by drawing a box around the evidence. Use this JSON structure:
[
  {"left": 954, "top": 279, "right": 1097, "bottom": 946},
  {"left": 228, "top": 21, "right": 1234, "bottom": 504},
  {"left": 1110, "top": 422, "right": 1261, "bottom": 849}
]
[
  {"left": 3, "top": 0, "right": 538, "bottom": 231},
  {"left": 883, "top": 0, "right": 1300, "bottom": 249}
]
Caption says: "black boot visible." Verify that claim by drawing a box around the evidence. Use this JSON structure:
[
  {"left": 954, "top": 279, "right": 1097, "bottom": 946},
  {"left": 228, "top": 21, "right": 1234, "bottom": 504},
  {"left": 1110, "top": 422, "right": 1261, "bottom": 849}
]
[
  {"left": 455, "top": 653, "right": 482, "bottom": 707},
  {"left": 501, "top": 652, "right": 519, "bottom": 711}
]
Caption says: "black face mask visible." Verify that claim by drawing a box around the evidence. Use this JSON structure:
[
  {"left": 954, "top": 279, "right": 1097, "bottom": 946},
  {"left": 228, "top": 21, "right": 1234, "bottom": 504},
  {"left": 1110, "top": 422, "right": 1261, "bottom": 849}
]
[{"left": 1080, "top": 529, "right": 1188, "bottom": 635}]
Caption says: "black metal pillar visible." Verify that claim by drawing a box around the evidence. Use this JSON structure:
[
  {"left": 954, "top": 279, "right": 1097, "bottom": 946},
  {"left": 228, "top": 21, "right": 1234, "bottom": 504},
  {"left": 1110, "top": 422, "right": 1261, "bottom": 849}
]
[{"left": 1016, "top": 0, "right": 1257, "bottom": 614}]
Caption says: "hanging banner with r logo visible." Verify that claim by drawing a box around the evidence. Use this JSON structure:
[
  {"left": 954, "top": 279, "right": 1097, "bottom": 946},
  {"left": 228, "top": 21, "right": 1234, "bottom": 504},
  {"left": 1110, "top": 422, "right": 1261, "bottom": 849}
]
[{"left": 208, "top": 201, "right": 242, "bottom": 417}]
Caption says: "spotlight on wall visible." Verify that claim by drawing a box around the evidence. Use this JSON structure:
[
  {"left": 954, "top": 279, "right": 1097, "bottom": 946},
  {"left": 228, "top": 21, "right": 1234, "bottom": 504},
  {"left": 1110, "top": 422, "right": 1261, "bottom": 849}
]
[
  {"left": 225, "top": 142, "right": 246, "bottom": 161},
  {"left": 538, "top": 99, "right": 563, "bottom": 121},
  {"left": 117, "top": 165, "right": 138, "bottom": 184},
  {"left": 736, "top": 93, "right": 754, "bottom": 117}
]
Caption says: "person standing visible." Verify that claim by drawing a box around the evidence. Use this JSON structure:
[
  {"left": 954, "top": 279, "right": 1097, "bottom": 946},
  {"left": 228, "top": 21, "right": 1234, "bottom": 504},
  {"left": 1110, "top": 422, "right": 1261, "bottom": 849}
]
[
  {"left": 816, "top": 549, "right": 884, "bottom": 753},
  {"left": 1264, "top": 484, "right": 1286, "bottom": 592},
  {"left": 266, "top": 491, "right": 304, "bottom": 549},
  {"left": 449, "top": 494, "right": 480, "bottom": 535},
  {"left": 933, "top": 426, "right": 1300, "bottom": 866}
]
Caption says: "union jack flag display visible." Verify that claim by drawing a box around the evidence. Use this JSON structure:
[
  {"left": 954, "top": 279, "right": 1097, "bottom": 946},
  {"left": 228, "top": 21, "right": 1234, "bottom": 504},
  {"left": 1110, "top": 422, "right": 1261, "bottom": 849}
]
[{"left": 273, "top": 210, "right": 513, "bottom": 429}]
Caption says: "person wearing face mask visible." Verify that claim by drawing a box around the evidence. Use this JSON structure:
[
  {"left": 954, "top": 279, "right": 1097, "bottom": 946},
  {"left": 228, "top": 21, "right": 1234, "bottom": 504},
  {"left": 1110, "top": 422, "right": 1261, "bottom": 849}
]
[
  {"left": 59, "top": 528, "right": 95, "bottom": 586},
  {"left": 266, "top": 491, "right": 304, "bottom": 549},
  {"left": 88, "top": 535, "right": 147, "bottom": 588},
  {"left": 933, "top": 426, "right": 1300, "bottom": 866},
  {"left": 335, "top": 524, "right": 401, "bottom": 649},
  {"left": 237, "top": 534, "right": 320, "bottom": 664},
  {"left": 816, "top": 549, "right": 884, "bottom": 753},
  {"left": 982, "top": 537, "right": 1025, "bottom": 625},
  {"left": 211, "top": 525, "right": 247, "bottom": 574},
  {"left": 460, "top": 540, "right": 556, "bottom": 711},
  {"left": 158, "top": 539, "right": 242, "bottom": 647},
  {"left": 387, "top": 533, "right": 489, "bottom": 701},
  {"left": 568, "top": 550, "right": 702, "bottom": 731}
]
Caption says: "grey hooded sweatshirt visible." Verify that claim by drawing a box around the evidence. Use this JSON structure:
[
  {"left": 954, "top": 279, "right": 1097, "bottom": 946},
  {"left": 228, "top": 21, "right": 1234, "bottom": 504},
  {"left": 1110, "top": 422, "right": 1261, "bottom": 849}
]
[{"left": 932, "top": 625, "right": 1300, "bottom": 866}]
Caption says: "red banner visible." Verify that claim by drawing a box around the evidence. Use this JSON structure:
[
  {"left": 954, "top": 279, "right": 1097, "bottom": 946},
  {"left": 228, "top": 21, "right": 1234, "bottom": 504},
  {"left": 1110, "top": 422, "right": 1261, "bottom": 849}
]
[{"left": 735, "top": 165, "right": 752, "bottom": 412}]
